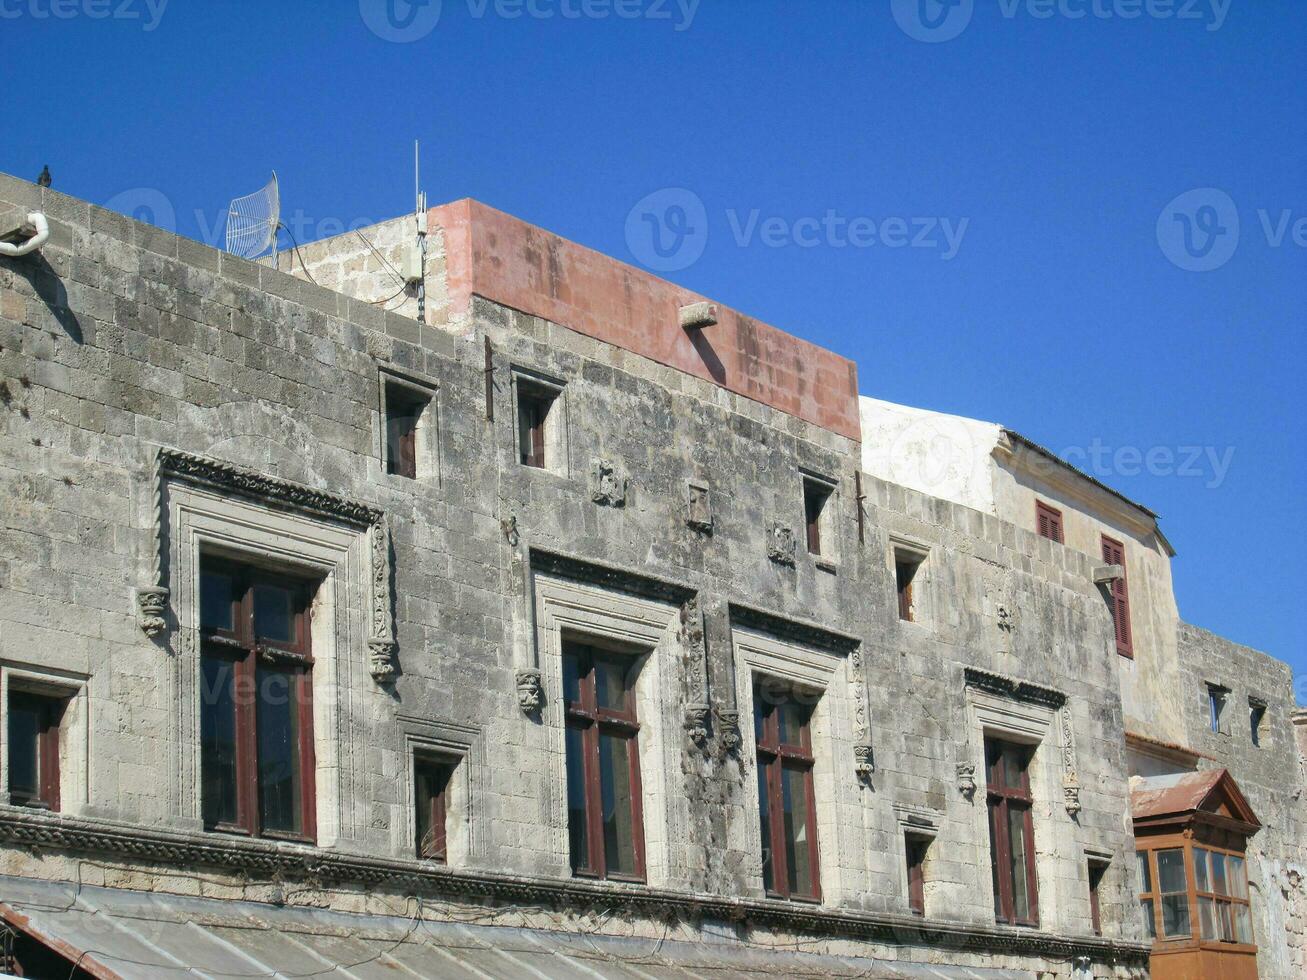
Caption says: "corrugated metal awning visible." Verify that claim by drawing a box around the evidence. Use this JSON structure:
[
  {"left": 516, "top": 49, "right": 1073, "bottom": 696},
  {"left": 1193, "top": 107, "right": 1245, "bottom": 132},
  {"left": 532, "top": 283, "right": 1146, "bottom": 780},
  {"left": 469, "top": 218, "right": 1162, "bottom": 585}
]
[{"left": 0, "top": 875, "right": 1032, "bottom": 979}]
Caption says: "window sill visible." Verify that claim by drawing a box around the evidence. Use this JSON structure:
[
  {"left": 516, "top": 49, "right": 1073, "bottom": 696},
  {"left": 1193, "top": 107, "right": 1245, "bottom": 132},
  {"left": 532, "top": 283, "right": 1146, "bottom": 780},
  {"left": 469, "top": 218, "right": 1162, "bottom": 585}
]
[{"left": 813, "top": 558, "right": 839, "bottom": 575}]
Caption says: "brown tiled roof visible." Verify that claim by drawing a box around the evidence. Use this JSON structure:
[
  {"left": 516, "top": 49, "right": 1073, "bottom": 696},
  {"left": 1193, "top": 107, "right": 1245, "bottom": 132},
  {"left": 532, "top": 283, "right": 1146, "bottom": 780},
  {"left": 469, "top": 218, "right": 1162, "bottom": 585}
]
[{"left": 1131, "top": 770, "right": 1226, "bottom": 820}]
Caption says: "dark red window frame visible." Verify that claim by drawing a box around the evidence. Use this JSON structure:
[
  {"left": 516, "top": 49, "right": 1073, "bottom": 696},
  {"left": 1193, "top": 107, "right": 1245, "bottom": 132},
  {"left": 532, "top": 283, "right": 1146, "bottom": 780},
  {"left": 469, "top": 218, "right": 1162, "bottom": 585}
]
[
  {"left": 986, "top": 738, "right": 1040, "bottom": 927},
  {"left": 1101, "top": 535, "right": 1133, "bottom": 657},
  {"left": 5, "top": 690, "right": 65, "bottom": 811},
  {"left": 384, "top": 379, "right": 429, "bottom": 480},
  {"left": 906, "top": 835, "right": 930, "bottom": 916},
  {"left": 755, "top": 683, "right": 822, "bottom": 903},
  {"left": 200, "top": 557, "right": 317, "bottom": 843},
  {"left": 517, "top": 382, "right": 556, "bottom": 469},
  {"left": 1089, "top": 860, "right": 1108, "bottom": 936},
  {"left": 802, "top": 479, "right": 832, "bottom": 556},
  {"left": 415, "top": 755, "right": 454, "bottom": 862},
  {"left": 563, "top": 640, "right": 646, "bottom": 882},
  {"left": 1035, "top": 501, "right": 1065, "bottom": 544}
]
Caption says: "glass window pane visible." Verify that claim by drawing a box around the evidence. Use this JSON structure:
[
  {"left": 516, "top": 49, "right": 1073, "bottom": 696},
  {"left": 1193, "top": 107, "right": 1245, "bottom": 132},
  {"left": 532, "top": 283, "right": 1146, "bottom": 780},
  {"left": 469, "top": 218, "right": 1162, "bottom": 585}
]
[
  {"left": 6, "top": 696, "right": 40, "bottom": 800},
  {"left": 757, "top": 764, "right": 773, "bottom": 893},
  {"left": 781, "top": 765, "right": 816, "bottom": 898},
  {"left": 1140, "top": 897, "right": 1157, "bottom": 939},
  {"left": 1002, "top": 743, "right": 1030, "bottom": 789},
  {"left": 1218, "top": 900, "right": 1234, "bottom": 942},
  {"left": 256, "top": 668, "right": 303, "bottom": 834},
  {"left": 754, "top": 694, "right": 768, "bottom": 743},
  {"left": 253, "top": 585, "right": 295, "bottom": 643},
  {"left": 1137, "top": 851, "right": 1152, "bottom": 894},
  {"left": 595, "top": 659, "right": 629, "bottom": 711},
  {"left": 200, "top": 657, "right": 238, "bottom": 826},
  {"left": 1199, "top": 896, "right": 1216, "bottom": 939},
  {"left": 598, "top": 732, "right": 637, "bottom": 876},
  {"left": 562, "top": 653, "right": 582, "bottom": 706},
  {"left": 778, "top": 702, "right": 809, "bottom": 748},
  {"left": 1228, "top": 855, "right": 1247, "bottom": 900},
  {"left": 1194, "top": 848, "right": 1210, "bottom": 893},
  {"left": 564, "top": 725, "right": 589, "bottom": 871},
  {"left": 1007, "top": 805, "right": 1032, "bottom": 921},
  {"left": 988, "top": 802, "right": 1003, "bottom": 919},
  {"left": 1157, "top": 849, "right": 1187, "bottom": 895},
  {"left": 1212, "top": 851, "right": 1228, "bottom": 896},
  {"left": 1235, "top": 903, "right": 1252, "bottom": 944},
  {"left": 1161, "top": 894, "right": 1192, "bottom": 939},
  {"left": 200, "top": 571, "right": 234, "bottom": 632}
]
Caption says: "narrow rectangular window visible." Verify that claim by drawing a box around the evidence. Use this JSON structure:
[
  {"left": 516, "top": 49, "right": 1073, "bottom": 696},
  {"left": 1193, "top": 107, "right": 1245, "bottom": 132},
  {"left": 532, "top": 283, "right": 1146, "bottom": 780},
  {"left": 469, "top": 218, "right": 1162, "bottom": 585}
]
[
  {"left": 1208, "top": 685, "right": 1229, "bottom": 734},
  {"left": 415, "top": 755, "right": 454, "bottom": 862},
  {"left": 1195, "top": 847, "right": 1253, "bottom": 944},
  {"left": 1137, "top": 850, "right": 1157, "bottom": 940},
  {"left": 1155, "top": 848, "right": 1192, "bottom": 939},
  {"left": 895, "top": 554, "right": 922, "bottom": 622},
  {"left": 1101, "top": 535, "right": 1133, "bottom": 657},
  {"left": 1035, "top": 501, "right": 1064, "bottom": 543},
  {"left": 754, "top": 681, "right": 821, "bottom": 902},
  {"left": 985, "top": 738, "right": 1039, "bottom": 926},
  {"left": 1088, "top": 860, "right": 1109, "bottom": 936},
  {"left": 5, "top": 691, "right": 65, "bottom": 811},
  {"left": 517, "top": 382, "right": 558, "bottom": 469},
  {"left": 802, "top": 478, "right": 833, "bottom": 556},
  {"left": 1249, "top": 700, "right": 1266, "bottom": 747},
  {"left": 199, "top": 558, "right": 316, "bottom": 841},
  {"left": 384, "top": 379, "right": 431, "bottom": 480},
  {"left": 906, "top": 835, "right": 931, "bottom": 916},
  {"left": 562, "top": 641, "right": 644, "bottom": 881}
]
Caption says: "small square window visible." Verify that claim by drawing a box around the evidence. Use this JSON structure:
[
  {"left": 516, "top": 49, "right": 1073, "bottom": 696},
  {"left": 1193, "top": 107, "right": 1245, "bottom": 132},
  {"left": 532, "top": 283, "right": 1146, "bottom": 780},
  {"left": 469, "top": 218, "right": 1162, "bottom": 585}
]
[
  {"left": 415, "top": 754, "right": 456, "bottom": 862},
  {"left": 383, "top": 377, "right": 433, "bottom": 480},
  {"left": 893, "top": 548, "right": 926, "bottom": 622},
  {"left": 5, "top": 690, "right": 67, "bottom": 811},
  {"left": 1249, "top": 700, "right": 1266, "bottom": 748},
  {"left": 517, "top": 379, "right": 561, "bottom": 470},
  {"left": 1208, "top": 685, "right": 1230, "bottom": 735},
  {"left": 906, "top": 834, "right": 932, "bottom": 916},
  {"left": 802, "top": 477, "right": 835, "bottom": 557}
]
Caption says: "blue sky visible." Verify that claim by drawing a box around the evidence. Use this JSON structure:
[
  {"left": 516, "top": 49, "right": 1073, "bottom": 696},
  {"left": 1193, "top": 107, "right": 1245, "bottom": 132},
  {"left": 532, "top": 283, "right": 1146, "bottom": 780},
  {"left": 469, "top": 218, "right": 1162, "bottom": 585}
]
[{"left": 3, "top": 1, "right": 1303, "bottom": 698}]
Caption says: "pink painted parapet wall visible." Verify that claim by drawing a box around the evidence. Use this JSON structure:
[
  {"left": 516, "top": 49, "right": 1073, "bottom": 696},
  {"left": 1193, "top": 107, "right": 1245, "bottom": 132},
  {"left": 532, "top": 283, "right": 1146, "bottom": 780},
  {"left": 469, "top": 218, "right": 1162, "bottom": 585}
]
[{"left": 431, "top": 199, "right": 861, "bottom": 443}]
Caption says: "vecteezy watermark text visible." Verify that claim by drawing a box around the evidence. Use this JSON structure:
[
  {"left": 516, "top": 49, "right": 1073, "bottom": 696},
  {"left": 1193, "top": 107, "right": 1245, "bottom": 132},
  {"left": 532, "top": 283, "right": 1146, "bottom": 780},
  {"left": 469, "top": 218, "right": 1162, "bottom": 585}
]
[
  {"left": 0, "top": 0, "right": 167, "bottom": 28},
  {"left": 1016, "top": 438, "right": 1236, "bottom": 489},
  {"left": 1156, "top": 188, "right": 1306, "bottom": 272},
  {"left": 891, "top": 0, "right": 1230, "bottom": 43},
  {"left": 358, "top": 0, "right": 697, "bottom": 42}
]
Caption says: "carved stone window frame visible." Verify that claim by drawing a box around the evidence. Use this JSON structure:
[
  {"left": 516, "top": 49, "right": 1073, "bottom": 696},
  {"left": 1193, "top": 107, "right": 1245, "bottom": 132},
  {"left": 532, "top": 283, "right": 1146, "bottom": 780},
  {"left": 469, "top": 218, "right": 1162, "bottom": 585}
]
[
  {"left": 377, "top": 365, "right": 441, "bottom": 486},
  {"left": 533, "top": 573, "right": 682, "bottom": 888},
  {"left": 511, "top": 367, "right": 569, "bottom": 477},
  {"left": 0, "top": 665, "right": 88, "bottom": 815},
  {"left": 397, "top": 714, "right": 485, "bottom": 867}
]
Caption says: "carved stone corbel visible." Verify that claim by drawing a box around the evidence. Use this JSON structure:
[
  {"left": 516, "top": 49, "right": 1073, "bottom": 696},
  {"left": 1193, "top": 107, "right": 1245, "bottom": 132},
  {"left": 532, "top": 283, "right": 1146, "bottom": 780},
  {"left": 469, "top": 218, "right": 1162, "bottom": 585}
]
[
  {"left": 516, "top": 668, "right": 543, "bottom": 715},
  {"left": 717, "top": 708, "right": 741, "bottom": 755},
  {"left": 684, "top": 704, "right": 711, "bottom": 748},
  {"left": 1063, "top": 773, "right": 1083, "bottom": 817},
  {"left": 136, "top": 586, "right": 169, "bottom": 637},
  {"left": 956, "top": 762, "right": 977, "bottom": 801},
  {"left": 590, "top": 458, "right": 627, "bottom": 508},
  {"left": 367, "top": 516, "right": 398, "bottom": 684},
  {"left": 854, "top": 743, "right": 875, "bottom": 786},
  {"left": 767, "top": 523, "right": 796, "bottom": 566}
]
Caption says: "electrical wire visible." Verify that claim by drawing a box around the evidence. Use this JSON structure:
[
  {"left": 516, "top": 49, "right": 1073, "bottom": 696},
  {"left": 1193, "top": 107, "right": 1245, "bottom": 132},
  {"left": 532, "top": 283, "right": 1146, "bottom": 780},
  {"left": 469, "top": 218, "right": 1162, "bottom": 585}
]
[
  {"left": 275, "top": 223, "right": 319, "bottom": 287},
  {"left": 354, "top": 231, "right": 405, "bottom": 287}
]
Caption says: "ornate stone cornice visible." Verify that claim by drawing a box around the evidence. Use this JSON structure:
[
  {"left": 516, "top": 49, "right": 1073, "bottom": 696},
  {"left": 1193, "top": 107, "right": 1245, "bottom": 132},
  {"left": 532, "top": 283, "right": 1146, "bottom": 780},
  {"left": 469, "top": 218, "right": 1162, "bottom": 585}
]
[
  {"left": 964, "top": 667, "right": 1066, "bottom": 709},
  {"left": 529, "top": 548, "right": 696, "bottom": 606},
  {"left": 0, "top": 808, "right": 1149, "bottom": 966},
  {"left": 728, "top": 603, "right": 861, "bottom": 656}
]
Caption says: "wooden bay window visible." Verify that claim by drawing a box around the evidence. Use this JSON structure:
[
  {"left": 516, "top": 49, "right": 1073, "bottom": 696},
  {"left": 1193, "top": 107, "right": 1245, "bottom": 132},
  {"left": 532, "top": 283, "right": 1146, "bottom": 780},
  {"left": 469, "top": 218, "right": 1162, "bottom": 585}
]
[
  {"left": 986, "top": 738, "right": 1039, "bottom": 926},
  {"left": 563, "top": 640, "right": 645, "bottom": 881},
  {"left": 754, "top": 682, "right": 821, "bottom": 902},
  {"left": 200, "top": 558, "right": 316, "bottom": 841}
]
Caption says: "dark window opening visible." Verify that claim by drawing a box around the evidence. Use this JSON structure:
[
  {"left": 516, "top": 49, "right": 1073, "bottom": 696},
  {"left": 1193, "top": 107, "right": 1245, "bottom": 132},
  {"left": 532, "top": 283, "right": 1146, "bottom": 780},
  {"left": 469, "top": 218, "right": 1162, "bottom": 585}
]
[
  {"left": 1088, "top": 860, "right": 1109, "bottom": 936},
  {"left": 517, "top": 382, "right": 558, "bottom": 469},
  {"left": 1249, "top": 701, "right": 1266, "bottom": 748},
  {"left": 415, "top": 755, "right": 455, "bottom": 862},
  {"left": 1035, "top": 501, "right": 1065, "bottom": 543},
  {"left": 5, "top": 690, "right": 66, "bottom": 811},
  {"left": 906, "top": 835, "right": 931, "bottom": 916},
  {"left": 563, "top": 640, "right": 645, "bottom": 881},
  {"left": 895, "top": 552, "right": 923, "bottom": 622},
  {"left": 200, "top": 557, "right": 317, "bottom": 842},
  {"left": 384, "top": 379, "right": 430, "bottom": 479},
  {"left": 1101, "top": 535, "right": 1133, "bottom": 657},
  {"left": 1208, "top": 686, "right": 1229, "bottom": 735},
  {"left": 754, "top": 681, "right": 821, "bottom": 902},
  {"left": 986, "top": 738, "right": 1039, "bottom": 927},
  {"left": 802, "top": 478, "right": 834, "bottom": 556}
]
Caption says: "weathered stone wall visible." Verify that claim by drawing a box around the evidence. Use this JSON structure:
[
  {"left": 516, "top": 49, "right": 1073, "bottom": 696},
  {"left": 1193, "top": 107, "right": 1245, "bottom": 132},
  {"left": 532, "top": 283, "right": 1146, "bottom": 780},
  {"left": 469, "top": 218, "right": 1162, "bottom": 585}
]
[
  {"left": 0, "top": 171, "right": 1153, "bottom": 976},
  {"left": 1177, "top": 622, "right": 1307, "bottom": 977}
]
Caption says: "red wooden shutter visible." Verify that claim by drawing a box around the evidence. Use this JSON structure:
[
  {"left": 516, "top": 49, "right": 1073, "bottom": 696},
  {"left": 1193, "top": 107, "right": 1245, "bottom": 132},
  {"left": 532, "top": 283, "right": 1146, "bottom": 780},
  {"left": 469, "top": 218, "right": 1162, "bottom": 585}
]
[
  {"left": 1101, "top": 536, "right": 1133, "bottom": 656},
  {"left": 1036, "top": 502, "right": 1063, "bottom": 544}
]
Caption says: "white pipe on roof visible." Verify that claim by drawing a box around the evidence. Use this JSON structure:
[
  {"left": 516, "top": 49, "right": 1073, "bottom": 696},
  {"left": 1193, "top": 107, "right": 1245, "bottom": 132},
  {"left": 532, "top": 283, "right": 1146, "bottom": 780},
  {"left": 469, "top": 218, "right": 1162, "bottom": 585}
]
[{"left": 0, "top": 211, "right": 50, "bottom": 257}]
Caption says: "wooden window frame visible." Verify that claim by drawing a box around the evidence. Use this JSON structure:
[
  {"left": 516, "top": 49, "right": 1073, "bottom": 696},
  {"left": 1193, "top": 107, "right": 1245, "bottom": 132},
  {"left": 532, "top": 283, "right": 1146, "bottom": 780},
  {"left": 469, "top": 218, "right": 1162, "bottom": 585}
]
[
  {"left": 383, "top": 378, "right": 431, "bottom": 480},
  {"left": 199, "top": 557, "right": 317, "bottom": 843},
  {"left": 1193, "top": 844, "right": 1253, "bottom": 946},
  {"left": 1136, "top": 839, "right": 1256, "bottom": 952},
  {"left": 563, "top": 641, "right": 646, "bottom": 882},
  {"left": 802, "top": 478, "right": 834, "bottom": 557},
  {"left": 5, "top": 690, "right": 65, "bottom": 811},
  {"left": 414, "top": 754, "right": 454, "bottom": 862},
  {"left": 1100, "top": 535, "right": 1133, "bottom": 657},
  {"left": 755, "top": 683, "right": 822, "bottom": 903},
  {"left": 1035, "top": 501, "right": 1065, "bottom": 544},
  {"left": 1088, "top": 860, "right": 1109, "bottom": 936},
  {"left": 516, "top": 381, "right": 558, "bottom": 470},
  {"left": 985, "top": 738, "right": 1040, "bottom": 927},
  {"left": 906, "top": 834, "right": 930, "bottom": 916}
]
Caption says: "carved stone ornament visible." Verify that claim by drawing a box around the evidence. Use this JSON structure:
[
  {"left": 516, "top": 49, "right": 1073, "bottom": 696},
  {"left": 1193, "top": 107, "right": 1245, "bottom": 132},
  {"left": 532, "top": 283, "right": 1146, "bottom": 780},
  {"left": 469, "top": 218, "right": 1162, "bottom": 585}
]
[
  {"left": 136, "top": 586, "right": 169, "bottom": 636},
  {"left": 767, "top": 523, "right": 797, "bottom": 566},
  {"left": 684, "top": 704, "right": 711, "bottom": 748},
  {"left": 590, "top": 458, "right": 627, "bottom": 508},
  {"left": 997, "top": 605, "right": 1015, "bottom": 633},
  {"left": 956, "top": 762, "right": 978, "bottom": 801},
  {"left": 1063, "top": 773, "right": 1083, "bottom": 817},
  {"left": 516, "top": 668, "right": 543, "bottom": 715},
  {"left": 686, "top": 483, "right": 713, "bottom": 533},
  {"left": 717, "top": 708, "right": 742, "bottom": 754},
  {"left": 854, "top": 743, "right": 875, "bottom": 785},
  {"left": 368, "top": 638, "right": 397, "bottom": 683}
]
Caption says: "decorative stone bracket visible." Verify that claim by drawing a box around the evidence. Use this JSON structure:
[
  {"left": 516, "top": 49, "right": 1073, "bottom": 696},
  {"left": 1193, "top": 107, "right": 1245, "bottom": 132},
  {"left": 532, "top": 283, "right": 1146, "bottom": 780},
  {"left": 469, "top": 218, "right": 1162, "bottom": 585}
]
[
  {"left": 956, "top": 762, "right": 978, "bottom": 801},
  {"left": 140, "top": 448, "right": 399, "bottom": 685},
  {"left": 590, "top": 458, "right": 627, "bottom": 508},
  {"left": 686, "top": 482, "right": 713, "bottom": 534},
  {"left": 716, "top": 708, "right": 741, "bottom": 755},
  {"left": 684, "top": 703, "right": 711, "bottom": 748},
  {"left": 854, "top": 744, "right": 875, "bottom": 786},
  {"left": 767, "top": 523, "right": 797, "bottom": 566},
  {"left": 516, "top": 667, "right": 543, "bottom": 715}
]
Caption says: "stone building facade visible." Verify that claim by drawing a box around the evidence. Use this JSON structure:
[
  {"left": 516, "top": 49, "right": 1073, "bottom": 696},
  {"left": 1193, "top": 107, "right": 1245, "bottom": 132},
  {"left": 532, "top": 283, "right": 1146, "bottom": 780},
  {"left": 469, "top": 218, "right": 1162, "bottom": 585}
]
[{"left": 0, "top": 170, "right": 1299, "bottom": 977}]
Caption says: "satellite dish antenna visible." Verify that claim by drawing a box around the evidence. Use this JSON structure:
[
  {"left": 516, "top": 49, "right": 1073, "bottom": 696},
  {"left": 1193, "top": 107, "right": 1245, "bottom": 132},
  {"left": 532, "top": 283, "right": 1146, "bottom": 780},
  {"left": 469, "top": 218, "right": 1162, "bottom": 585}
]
[{"left": 224, "top": 172, "right": 280, "bottom": 262}]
